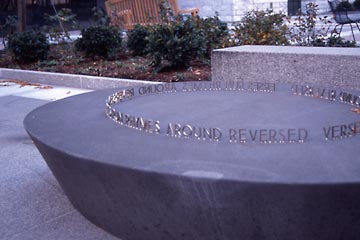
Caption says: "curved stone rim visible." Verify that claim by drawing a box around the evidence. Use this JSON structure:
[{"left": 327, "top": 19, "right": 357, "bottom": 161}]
[
  {"left": 23, "top": 83, "right": 360, "bottom": 240},
  {"left": 24, "top": 83, "right": 360, "bottom": 184}
]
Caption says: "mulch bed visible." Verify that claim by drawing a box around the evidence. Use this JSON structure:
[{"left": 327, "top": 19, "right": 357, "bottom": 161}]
[{"left": 0, "top": 44, "right": 211, "bottom": 82}]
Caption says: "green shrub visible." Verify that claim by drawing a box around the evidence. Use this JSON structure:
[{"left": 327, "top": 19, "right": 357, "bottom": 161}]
[
  {"left": 336, "top": 1, "right": 353, "bottom": 11},
  {"left": 312, "top": 38, "right": 327, "bottom": 46},
  {"left": 158, "top": 0, "right": 175, "bottom": 23},
  {"left": 195, "top": 14, "right": 230, "bottom": 58},
  {"left": 290, "top": 3, "right": 333, "bottom": 46},
  {"left": 7, "top": 31, "right": 49, "bottom": 63},
  {"left": 127, "top": 24, "right": 149, "bottom": 56},
  {"left": 43, "top": 8, "right": 78, "bottom": 43},
  {"left": 233, "top": 9, "right": 289, "bottom": 45},
  {"left": 92, "top": 7, "right": 110, "bottom": 26},
  {"left": 0, "top": 15, "right": 17, "bottom": 48},
  {"left": 75, "top": 26, "right": 122, "bottom": 58},
  {"left": 353, "top": 0, "right": 360, "bottom": 10},
  {"left": 327, "top": 36, "right": 356, "bottom": 47},
  {"left": 147, "top": 18, "right": 206, "bottom": 70}
]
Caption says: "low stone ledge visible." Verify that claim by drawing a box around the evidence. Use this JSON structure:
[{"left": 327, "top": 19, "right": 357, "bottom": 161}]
[
  {"left": 0, "top": 68, "right": 155, "bottom": 89},
  {"left": 211, "top": 45, "right": 360, "bottom": 90}
]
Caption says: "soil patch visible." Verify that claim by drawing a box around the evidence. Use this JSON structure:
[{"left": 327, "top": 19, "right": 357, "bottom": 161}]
[{"left": 0, "top": 44, "right": 211, "bottom": 83}]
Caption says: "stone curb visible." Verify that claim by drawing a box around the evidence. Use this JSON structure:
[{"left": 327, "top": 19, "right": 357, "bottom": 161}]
[{"left": 0, "top": 68, "right": 156, "bottom": 90}]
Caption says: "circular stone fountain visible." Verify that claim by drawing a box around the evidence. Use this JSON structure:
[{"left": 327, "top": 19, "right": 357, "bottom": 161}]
[{"left": 24, "top": 82, "right": 360, "bottom": 240}]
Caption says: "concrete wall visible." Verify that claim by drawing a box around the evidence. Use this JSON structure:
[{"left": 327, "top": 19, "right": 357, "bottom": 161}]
[
  {"left": 212, "top": 45, "right": 360, "bottom": 90},
  {"left": 179, "top": 0, "right": 332, "bottom": 22},
  {"left": 179, "top": 0, "right": 235, "bottom": 22},
  {"left": 0, "top": 68, "right": 155, "bottom": 90}
]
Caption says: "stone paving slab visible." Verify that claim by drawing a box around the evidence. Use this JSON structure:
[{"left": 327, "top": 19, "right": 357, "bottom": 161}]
[
  {"left": 0, "top": 84, "right": 121, "bottom": 240},
  {"left": 0, "top": 81, "right": 92, "bottom": 100},
  {"left": 9, "top": 211, "right": 120, "bottom": 240}
]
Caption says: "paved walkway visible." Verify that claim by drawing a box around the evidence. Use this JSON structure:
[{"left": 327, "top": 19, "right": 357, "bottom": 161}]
[{"left": 0, "top": 81, "right": 120, "bottom": 240}]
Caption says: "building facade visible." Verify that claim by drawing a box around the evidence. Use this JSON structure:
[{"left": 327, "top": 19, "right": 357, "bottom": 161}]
[
  {"left": 0, "top": 0, "right": 332, "bottom": 26},
  {"left": 0, "top": 0, "right": 105, "bottom": 25},
  {"left": 179, "top": 0, "right": 330, "bottom": 22}
]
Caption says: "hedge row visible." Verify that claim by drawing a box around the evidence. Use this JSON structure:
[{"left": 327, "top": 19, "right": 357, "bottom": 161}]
[{"left": 6, "top": 6, "right": 356, "bottom": 67}]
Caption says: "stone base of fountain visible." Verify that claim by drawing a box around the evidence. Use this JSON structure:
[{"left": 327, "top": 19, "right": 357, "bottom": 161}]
[{"left": 24, "top": 83, "right": 360, "bottom": 240}]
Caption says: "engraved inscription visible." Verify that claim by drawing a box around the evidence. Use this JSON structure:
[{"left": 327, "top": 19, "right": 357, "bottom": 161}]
[
  {"left": 247, "top": 82, "right": 276, "bottom": 92},
  {"left": 138, "top": 83, "right": 177, "bottom": 95},
  {"left": 292, "top": 84, "right": 336, "bottom": 101},
  {"left": 229, "top": 128, "right": 308, "bottom": 144},
  {"left": 166, "top": 123, "right": 222, "bottom": 141},
  {"left": 339, "top": 92, "right": 360, "bottom": 106},
  {"left": 106, "top": 82, "right": 360, "bottom": 145},
  {"left": 323, "top": 121, "right": 360, "bottom": 140}
]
